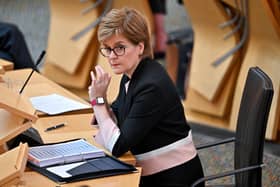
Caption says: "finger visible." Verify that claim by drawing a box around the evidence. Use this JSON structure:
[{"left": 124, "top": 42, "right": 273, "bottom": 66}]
[
  {"left": 95, "top": 66, "right": 103, "bottom": 81},
  {"left": 104, "top": 72, "right": 111, "bottom": 83},
  {"left": 90, "top": 71, "right": 96, "bottom": 81},
  {"left": 96, "top": 65, "right": 105, "bottom": 74},
  {"left": 96, "top": 65, "right": 107, "bottom": 83},
  {"left": 90, "top": 71, "right": 96, "bottom": 87}
]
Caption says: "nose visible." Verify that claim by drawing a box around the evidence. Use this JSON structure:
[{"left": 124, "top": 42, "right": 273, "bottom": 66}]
[{"left": 108, "top": 50, "right": 117, "bottom": 58}]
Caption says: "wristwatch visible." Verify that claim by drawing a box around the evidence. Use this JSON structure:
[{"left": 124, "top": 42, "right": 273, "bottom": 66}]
[{"left": 91, "top": 97, "right": 105, "bottom": 106}]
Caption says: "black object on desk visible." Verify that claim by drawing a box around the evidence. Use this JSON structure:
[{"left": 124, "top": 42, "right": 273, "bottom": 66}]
[
  {"left": 7, "top": 127, "right": 44, "bottom": 149},
  {"left": 27, "top": 138, "right": 137, "bottom": 183},
  {"left": 44, "top": 123, "right": 65, "bottom": 132},
  {"left": 28, "top": 155, "right": 137, "bottom": 183},
  {"left": 19, "top": 50, "right": 45, "bottom": 94}
]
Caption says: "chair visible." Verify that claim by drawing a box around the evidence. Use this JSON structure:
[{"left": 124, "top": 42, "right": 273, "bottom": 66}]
[{"left": 192, "top": 67, "right": 274, "bottom": 187}]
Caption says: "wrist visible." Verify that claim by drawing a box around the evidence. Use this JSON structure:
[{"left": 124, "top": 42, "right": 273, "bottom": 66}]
[{"left": 91, "top": 96, "right": 106, "bottom": 107}]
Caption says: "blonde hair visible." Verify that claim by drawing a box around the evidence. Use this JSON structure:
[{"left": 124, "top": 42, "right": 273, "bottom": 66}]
[{"left": 97, "top": 7, "right": 153, "bottom": 59}]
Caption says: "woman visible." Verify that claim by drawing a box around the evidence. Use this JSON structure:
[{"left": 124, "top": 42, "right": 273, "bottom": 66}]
[{"left": 88, "top": 7, "right": 204, "bottom": 187}]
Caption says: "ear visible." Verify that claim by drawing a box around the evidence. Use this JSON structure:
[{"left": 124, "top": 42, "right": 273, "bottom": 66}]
[{"left": 138, "top": 42, "right": 145, "bottom": 55}]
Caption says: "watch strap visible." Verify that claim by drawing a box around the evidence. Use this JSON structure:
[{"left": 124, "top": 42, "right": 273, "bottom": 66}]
[
  {"left": 91, "top": 97, "right": 105, "bottom": 106},
  {"left": 91, "top": 99, "right": 97, "bottom": 106}
]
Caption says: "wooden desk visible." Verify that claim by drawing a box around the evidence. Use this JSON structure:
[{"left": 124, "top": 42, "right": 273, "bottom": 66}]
[
  {"left": 0, "top": 69, "right": 135, "bottom": 163},
  {"left": 0, "top": 59, "right": 14, "bottom": 82},
  {"left": 1, "top": 69, "right": 88, "bottom": 103},
  {"left": 0, "top": 59, "right": 14, "bottom": 71},
  {"left": 0, "top": 69, "right": 91, "bottom": 116},
  {"left": 0, "top": 69, "right": 139, "bottom": 185},
  {"left": 0, "top": 81, "right": 36, "bottom": 145},
  {"left": 0, "top": 143, "right": 28, "bottom": 187},
  {"left": 22, "top": 168, "right": 141, "bottom": 187},
  {"left": 33, "top": 113, "right": 96, "bottom": 143},
  {"left": 0, "top": 68, "right": 91, "bottom": 145},
  {"left": 32, "top": 113, "right": 136, "bottom": 166},
  {"left": 0, "top": 109, "right": 32, "bottom": 145},
  {"left": 28, "top": 114, "right": 138, "bottom": 185}
]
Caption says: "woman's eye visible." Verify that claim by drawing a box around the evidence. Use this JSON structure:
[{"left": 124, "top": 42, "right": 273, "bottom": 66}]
[
  {"left": 115, "top": 46, "right": 124, "bottom": 51},
  {"left": 116, "top": 46, "right": 124, "bottom": 49},
  {"left": 105, "top": 48, "right": 111, "bottom": 53}
]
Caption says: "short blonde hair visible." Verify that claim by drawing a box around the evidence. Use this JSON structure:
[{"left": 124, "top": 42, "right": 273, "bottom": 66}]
[{"left": 97, "top": 7, "right": 153, "bottom": 59}]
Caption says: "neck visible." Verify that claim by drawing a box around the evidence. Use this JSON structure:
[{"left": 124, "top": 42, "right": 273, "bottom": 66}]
[{"left": 125, "top": 58, "right": 142, "bottom": 78}]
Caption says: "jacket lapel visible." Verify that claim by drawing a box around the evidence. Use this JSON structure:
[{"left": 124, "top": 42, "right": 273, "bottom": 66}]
[{"left": 117, "top": 59, "right": 147, "bottom": 126}]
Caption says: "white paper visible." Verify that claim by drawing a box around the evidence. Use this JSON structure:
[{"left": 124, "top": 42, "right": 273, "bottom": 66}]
[
  {"left": 30, "top": 93, "right": 90, "bottom": 115},
  {"left": 46, "top": 161, "right": 86, "bottom": 178}
]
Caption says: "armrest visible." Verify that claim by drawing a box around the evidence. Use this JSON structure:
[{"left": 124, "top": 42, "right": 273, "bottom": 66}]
[
  {"left": 191, "top": 164, "right": 265, "bottom": 187},
  {"left": 196, "top": 137, "right": 235, "bottom": 150}
]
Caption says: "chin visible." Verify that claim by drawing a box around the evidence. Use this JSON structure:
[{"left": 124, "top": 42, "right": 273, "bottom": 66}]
[{"left": 112, "top": 69, "right": 123, "bottom": 75}]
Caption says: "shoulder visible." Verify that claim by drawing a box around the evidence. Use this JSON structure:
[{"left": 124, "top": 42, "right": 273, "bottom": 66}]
[
  {"left": 136, "top": 58, "right": 168, "bottom": 81},
  {"left": 132, "top": 58, "right": 176, "bottom": 94}
]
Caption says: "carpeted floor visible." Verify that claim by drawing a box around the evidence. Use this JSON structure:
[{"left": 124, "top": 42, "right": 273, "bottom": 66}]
[
  {"left": 1, "top": 1, "right": 279, "bottom": 186},
  {"left": 191, "top": 124, "right": 280, "bottom": 186}
]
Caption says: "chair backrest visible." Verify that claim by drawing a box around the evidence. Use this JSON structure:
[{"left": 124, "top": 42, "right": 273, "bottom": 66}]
[{"left": 234, "top": 67, "right": 274, "bottom": 187}]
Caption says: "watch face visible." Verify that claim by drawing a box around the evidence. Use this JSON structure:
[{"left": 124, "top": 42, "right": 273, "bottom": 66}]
[{"left": 96, "top": 97, "right": 105, "bottom": 104}]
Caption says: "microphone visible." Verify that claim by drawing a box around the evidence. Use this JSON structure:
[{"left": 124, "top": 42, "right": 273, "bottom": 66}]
[{"left": 19, "top": 50, "right": 46, "bottom": 94}]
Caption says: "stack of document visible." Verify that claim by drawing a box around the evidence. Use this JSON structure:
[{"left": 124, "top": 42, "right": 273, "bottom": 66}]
[{"left": 28, "top": 139, "right": 105, "bottom": 167}]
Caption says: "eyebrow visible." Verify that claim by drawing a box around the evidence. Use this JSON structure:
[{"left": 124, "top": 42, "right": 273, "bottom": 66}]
[{"left": 102, "top": 41, "right": 126, "bottom": 48}]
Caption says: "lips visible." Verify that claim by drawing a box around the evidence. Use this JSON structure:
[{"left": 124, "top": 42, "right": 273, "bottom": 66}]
[{"left": 110, "top": 63, "right": 120, "bottom": 68}]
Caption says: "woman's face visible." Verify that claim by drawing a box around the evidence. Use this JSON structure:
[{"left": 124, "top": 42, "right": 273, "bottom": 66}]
[{"left": 101, "top": 34, "right": 144, "bottom": 78}]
